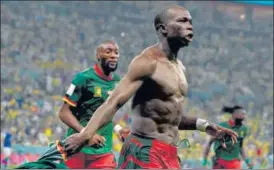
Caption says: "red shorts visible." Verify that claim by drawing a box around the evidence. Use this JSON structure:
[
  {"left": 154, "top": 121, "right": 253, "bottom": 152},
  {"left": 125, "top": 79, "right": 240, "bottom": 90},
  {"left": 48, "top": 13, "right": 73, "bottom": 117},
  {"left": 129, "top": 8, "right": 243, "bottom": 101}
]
[
  {"left": 65, "top": 152, "right": 116, "bottom": 169},
  {"left": 118, "top": 133, "right": 180, "bottom": 169},
  {"left": 213, "top": 158, "right": 241, "bottom": 169}
]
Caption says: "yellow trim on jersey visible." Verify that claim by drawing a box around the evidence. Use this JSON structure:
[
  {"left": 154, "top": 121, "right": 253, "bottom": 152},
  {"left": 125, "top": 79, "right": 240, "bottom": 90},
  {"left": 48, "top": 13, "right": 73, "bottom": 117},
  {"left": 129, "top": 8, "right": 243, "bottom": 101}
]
[
  {"left": 62, "top": 96, "right": 77, "bottom": 107},
  {"left": 56, "top": 140, "right": 68, "bottom": 161}
]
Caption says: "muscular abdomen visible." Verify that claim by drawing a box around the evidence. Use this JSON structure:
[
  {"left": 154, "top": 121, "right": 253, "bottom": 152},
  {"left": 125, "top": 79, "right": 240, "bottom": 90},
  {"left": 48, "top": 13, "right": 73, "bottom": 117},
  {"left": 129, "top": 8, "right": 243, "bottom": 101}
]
[{"left": 131, "top": 79, "right": 182, "bottom": 145}]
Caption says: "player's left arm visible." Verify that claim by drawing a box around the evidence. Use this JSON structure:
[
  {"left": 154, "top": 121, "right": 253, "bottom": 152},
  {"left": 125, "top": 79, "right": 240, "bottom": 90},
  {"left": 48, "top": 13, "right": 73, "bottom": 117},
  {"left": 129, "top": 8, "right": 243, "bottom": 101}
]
[
  {"left": 240, "top": 127, "right": 253, "bottom": 167},
  {"left": 177, "top": 61, "right": 237, "bottom": 146},
  {"left": 178, "top": 100, "right": 211, "bottom": 131},
  {"left": 177, "top": 60, "right": 208, "bottom": 131},
  {"left": 240, "top": 141, "right": 248, "bottom": 162},
  {"left": 177, "top": 60, "right": 203, "bottom": 131}
]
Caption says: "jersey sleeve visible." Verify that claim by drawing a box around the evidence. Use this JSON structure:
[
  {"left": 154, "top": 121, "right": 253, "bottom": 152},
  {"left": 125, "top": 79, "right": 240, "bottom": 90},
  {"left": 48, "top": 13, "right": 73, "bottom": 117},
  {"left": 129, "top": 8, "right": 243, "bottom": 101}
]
[
  {"left": 218, "top": 122, "right": 227, "bottom": 128},
  {"left": 62, "top": 74, "right": 86, "bottom": 107},
  {"left": 244, "top": 126, "right": 251, "bottom": 138}
]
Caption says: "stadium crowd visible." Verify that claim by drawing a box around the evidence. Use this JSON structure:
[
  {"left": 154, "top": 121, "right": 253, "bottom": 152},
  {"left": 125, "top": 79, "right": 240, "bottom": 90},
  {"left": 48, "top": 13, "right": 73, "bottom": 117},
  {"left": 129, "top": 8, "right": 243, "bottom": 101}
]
[{"left": 1, "top": 1, "right": 273, "bottom": 168}]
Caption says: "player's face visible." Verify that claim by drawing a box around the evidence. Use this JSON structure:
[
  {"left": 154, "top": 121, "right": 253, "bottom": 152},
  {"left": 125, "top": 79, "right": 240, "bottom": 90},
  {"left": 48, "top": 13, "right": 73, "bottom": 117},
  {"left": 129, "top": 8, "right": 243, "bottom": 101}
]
[
  {"left": 165, "top": 9, "right": 193, "bottom": 46},
  {"left": 232, "top": 110, "right": 246, "bottom": 125},
  {"left": 98, "top": 43, "right": 119, "bottom": 72}
]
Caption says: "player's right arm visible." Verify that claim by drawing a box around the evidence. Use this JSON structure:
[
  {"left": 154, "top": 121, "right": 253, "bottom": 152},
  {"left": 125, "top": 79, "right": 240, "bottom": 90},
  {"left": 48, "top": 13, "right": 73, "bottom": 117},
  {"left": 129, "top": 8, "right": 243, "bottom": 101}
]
[
  {"left": 81, "top": 55, "right": 156, "bottom": 140},
  {"left": 59, "top": 104, "right": 84, "bottom": 133},
  {"left": 65, "top": 55, "right": 157, "bottom": 150},
  {"left": 202, "top": 136, "right": 215, "bottom": 167},
  {"left": 58, "top": 74, "right": 85, "bottom": 133}
]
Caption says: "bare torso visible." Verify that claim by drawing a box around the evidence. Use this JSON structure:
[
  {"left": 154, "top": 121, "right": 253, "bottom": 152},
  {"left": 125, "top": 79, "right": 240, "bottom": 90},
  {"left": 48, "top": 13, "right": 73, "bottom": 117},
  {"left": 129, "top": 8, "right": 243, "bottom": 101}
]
[{"left": 131, "top": 46, "right": 188, "bottom": 145}]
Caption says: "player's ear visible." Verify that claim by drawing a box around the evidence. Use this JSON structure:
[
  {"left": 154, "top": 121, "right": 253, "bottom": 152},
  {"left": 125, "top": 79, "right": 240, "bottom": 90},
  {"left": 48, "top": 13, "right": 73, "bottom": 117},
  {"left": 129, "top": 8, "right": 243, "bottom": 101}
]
[
  {"left": 96, "top": 53, "right": 101, "bottom": 61},
  {"left": 159, "top": 24, "right": 168, "bottom": 36}
]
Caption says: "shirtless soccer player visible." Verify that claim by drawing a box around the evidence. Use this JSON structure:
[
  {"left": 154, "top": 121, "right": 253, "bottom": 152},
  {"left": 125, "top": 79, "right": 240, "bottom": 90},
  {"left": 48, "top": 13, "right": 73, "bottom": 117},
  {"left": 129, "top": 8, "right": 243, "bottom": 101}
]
[{"left": 65, "top": 5, "right": 238, "bottom": 169}]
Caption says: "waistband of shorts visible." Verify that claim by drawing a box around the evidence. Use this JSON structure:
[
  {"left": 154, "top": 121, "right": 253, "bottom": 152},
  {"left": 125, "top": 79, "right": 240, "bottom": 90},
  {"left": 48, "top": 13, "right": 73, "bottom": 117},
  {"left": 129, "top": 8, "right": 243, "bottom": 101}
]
[
  {"left": 131, "top": 133, "right": 177, "bottom": 154},
  {"left": 217, "top": 158, "right": 241, "bottom": 162}
]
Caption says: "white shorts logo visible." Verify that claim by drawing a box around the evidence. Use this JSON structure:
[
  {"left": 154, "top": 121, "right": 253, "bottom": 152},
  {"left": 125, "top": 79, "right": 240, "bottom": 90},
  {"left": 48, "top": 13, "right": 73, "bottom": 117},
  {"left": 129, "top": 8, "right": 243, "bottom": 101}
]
[{"left": 66, "top": 84, "right": 76, "bottom": 96}]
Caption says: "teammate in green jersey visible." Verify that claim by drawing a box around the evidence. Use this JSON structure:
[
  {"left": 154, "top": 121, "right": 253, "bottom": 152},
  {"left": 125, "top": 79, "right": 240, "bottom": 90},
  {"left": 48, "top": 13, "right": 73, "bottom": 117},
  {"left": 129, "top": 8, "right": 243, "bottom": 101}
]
[
  {"left": 15, "top": 40, "right": 130, "bottom": 169},
  {"left": 202, "top": 105, "right": 253, "bottom": 169},
  {"left": 58, "top": 40, "right": 129, "bottom": 169}
]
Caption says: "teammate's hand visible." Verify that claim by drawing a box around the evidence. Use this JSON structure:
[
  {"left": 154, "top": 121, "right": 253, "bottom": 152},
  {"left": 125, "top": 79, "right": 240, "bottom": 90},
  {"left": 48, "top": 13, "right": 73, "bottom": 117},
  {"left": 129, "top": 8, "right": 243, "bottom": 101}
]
[
  {"left": 201, "top": 158, "right": 207, "bottom": 167},
  {"left": 205, "top": 124, "right": 238, "bottom": 148},
  {"left": 247, "top": 164, "right": 254, "bottom": 169},
  {"left": 65, "top": 133, "right": 86, "bottom": 152},
  {"left": 88, "top": 134, "right": 106, "bottom": 146},
  {"left": 117, "top": 127, "right": 130, "bottom": 142},
  {"left": 245, "top": 158, "right": 254, "bottom": 169}
]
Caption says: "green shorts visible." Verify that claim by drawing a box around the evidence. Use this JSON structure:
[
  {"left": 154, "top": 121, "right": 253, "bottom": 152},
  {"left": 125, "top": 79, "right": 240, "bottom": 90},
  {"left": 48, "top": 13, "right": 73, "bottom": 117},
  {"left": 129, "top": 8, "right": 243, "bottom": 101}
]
[
  {"left": 15, "top": 140, "right": 75, "bottom": 169},
  {"left": 15, "top": 160, "right": 68, "bottom": 169},
  {"left": 117, "top": 133, "right": 180, "bottom": 169}
]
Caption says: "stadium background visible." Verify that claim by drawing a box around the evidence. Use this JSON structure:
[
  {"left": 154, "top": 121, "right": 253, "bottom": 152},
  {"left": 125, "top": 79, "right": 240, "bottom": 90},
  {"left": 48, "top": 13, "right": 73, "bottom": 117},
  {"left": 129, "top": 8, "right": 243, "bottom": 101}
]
[{"left": 1, "top": 1, "right": 273, "bottom": 169}]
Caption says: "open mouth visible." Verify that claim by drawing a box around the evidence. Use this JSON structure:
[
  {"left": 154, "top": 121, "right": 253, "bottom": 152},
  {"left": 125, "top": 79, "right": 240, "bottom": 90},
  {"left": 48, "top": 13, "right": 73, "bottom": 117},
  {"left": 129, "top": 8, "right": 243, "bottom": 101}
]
[
  {"left": 108, "top": 61, "right": 117, "bottom": 67},
  {"left": 187, "top": 33, "right": 193, "bottom": 39}
]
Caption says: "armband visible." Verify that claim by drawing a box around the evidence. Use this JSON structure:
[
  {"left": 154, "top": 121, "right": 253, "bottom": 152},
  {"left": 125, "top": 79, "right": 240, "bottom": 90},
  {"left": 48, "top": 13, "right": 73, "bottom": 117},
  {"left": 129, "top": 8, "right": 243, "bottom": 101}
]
[{"left": 196, "top": 118, "right": 210, "bottom": 132}]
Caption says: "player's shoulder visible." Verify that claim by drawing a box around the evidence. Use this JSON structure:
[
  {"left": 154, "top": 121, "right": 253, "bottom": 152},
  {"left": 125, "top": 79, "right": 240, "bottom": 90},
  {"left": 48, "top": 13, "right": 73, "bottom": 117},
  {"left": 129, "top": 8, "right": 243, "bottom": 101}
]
[
  {"left": 242, "top": 124, "right": 249, "bottom": 131},
  {"left": 112, "top": 73, "right": 121, "bottom": 81},
  {"left": 72, "top": 68, "right": 92, "bottom": 81},
  {"left": 128, "top": 48, "right": 158, "bottom": 76},
  {"left": 135, "top": 48, "right": 158, "bottom": 64}
]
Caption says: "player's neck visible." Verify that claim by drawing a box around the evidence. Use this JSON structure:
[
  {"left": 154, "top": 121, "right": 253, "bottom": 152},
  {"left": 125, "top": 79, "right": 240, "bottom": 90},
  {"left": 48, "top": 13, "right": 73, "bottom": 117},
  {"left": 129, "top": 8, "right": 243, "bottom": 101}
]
[
  {"left": 97, "top": 64, "right": 111, "bottom": 77},
  {"left": 158, "top": 39, "right": 180, "bottom": 62}
]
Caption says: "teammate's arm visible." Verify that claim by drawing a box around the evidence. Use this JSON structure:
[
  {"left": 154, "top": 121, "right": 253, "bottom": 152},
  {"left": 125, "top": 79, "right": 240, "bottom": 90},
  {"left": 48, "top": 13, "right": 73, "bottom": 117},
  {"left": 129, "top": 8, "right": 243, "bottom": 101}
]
[
  {"left": 202, "top": 137, "right": 215, "bottom": 167},
  {"left": 240, "top": 139, "right": 253, "bottom": 168},
  {"left": 240, "top": 128, "right": 253, "bottom": 168},
  {"left": 80, "top": 56, "right": 156, "bottom": 141},
  {"left": 59, "top": 103, "right": 84, "bottom": 132},
  {"left": 59, "top": 74, "right": 86, "bottom": 133},
  {"left": 240, "top": 142, "right": 248, "bottom": 161}
]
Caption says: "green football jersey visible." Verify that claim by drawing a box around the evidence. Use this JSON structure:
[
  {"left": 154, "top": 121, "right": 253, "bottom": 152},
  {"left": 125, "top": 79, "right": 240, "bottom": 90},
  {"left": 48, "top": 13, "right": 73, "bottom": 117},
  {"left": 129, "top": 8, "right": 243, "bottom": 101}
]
[
  {"left": 213, "top": 121, "right": 250, "bottom": 160},
  {"left": 63, "top": 64, "right": 120, "bottom": 154}
]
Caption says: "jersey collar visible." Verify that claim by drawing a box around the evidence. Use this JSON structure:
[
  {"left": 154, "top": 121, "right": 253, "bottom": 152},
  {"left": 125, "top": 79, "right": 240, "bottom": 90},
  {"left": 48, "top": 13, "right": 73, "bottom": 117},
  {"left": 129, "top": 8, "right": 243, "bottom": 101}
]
[
  {"left": 228, "top": 119, "right": 235, "bottom": 127},
  {"left": 93, "top": 64, "right": 113, "bottom": 81}
]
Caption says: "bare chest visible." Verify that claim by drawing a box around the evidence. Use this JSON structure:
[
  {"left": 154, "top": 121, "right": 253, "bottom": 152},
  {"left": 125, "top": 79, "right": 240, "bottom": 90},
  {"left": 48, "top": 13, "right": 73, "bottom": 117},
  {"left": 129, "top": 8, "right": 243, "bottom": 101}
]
[{"left": 151, "top": 60, "right": 188, "bottom": 98}]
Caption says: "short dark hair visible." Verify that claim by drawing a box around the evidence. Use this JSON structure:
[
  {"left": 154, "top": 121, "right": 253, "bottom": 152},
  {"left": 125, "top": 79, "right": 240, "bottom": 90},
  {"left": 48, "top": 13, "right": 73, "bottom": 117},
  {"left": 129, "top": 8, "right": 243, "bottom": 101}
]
[
  {"left": 222, "top": 105, "right": 244, "bottom": 114},
  {"left": 154, "top": 5, "right": 187, "bottom": 31}
]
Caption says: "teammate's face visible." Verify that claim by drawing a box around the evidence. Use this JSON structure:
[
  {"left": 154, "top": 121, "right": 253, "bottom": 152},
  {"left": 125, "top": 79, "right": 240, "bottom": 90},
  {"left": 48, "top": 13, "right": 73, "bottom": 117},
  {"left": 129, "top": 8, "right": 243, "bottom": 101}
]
[
  {"left": 97, "top": 42, "right": 119, "bottom": 72},
  {"left": 165, "top": 8, "right": 193, "bottom": 46},
  {"left": 232, "top": 110, "right": 246, "bottom": 125}
]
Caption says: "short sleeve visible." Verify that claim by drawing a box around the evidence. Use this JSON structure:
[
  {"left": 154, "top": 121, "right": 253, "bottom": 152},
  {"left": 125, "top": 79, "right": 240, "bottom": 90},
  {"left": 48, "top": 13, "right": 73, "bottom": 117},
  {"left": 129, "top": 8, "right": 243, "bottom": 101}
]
[
  {"left": 63, "top": 74, "right": 86, "bottom": 107},
  {"left": 244, "top": 126, "right": 251, "bottom": 138},
  {"left": 218, "top": 122, "right": 227, "bottom": 128}
]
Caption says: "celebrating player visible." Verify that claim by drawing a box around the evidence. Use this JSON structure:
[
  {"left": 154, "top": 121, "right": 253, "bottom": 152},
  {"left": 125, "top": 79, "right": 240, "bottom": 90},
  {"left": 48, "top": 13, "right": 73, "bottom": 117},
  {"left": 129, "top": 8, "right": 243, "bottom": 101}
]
[
  {"left": 65, "top": 5, "right": 238, "bottom": 169},
  {"left": 202, "top": 105, "right": 253, "bottom": 169}
]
